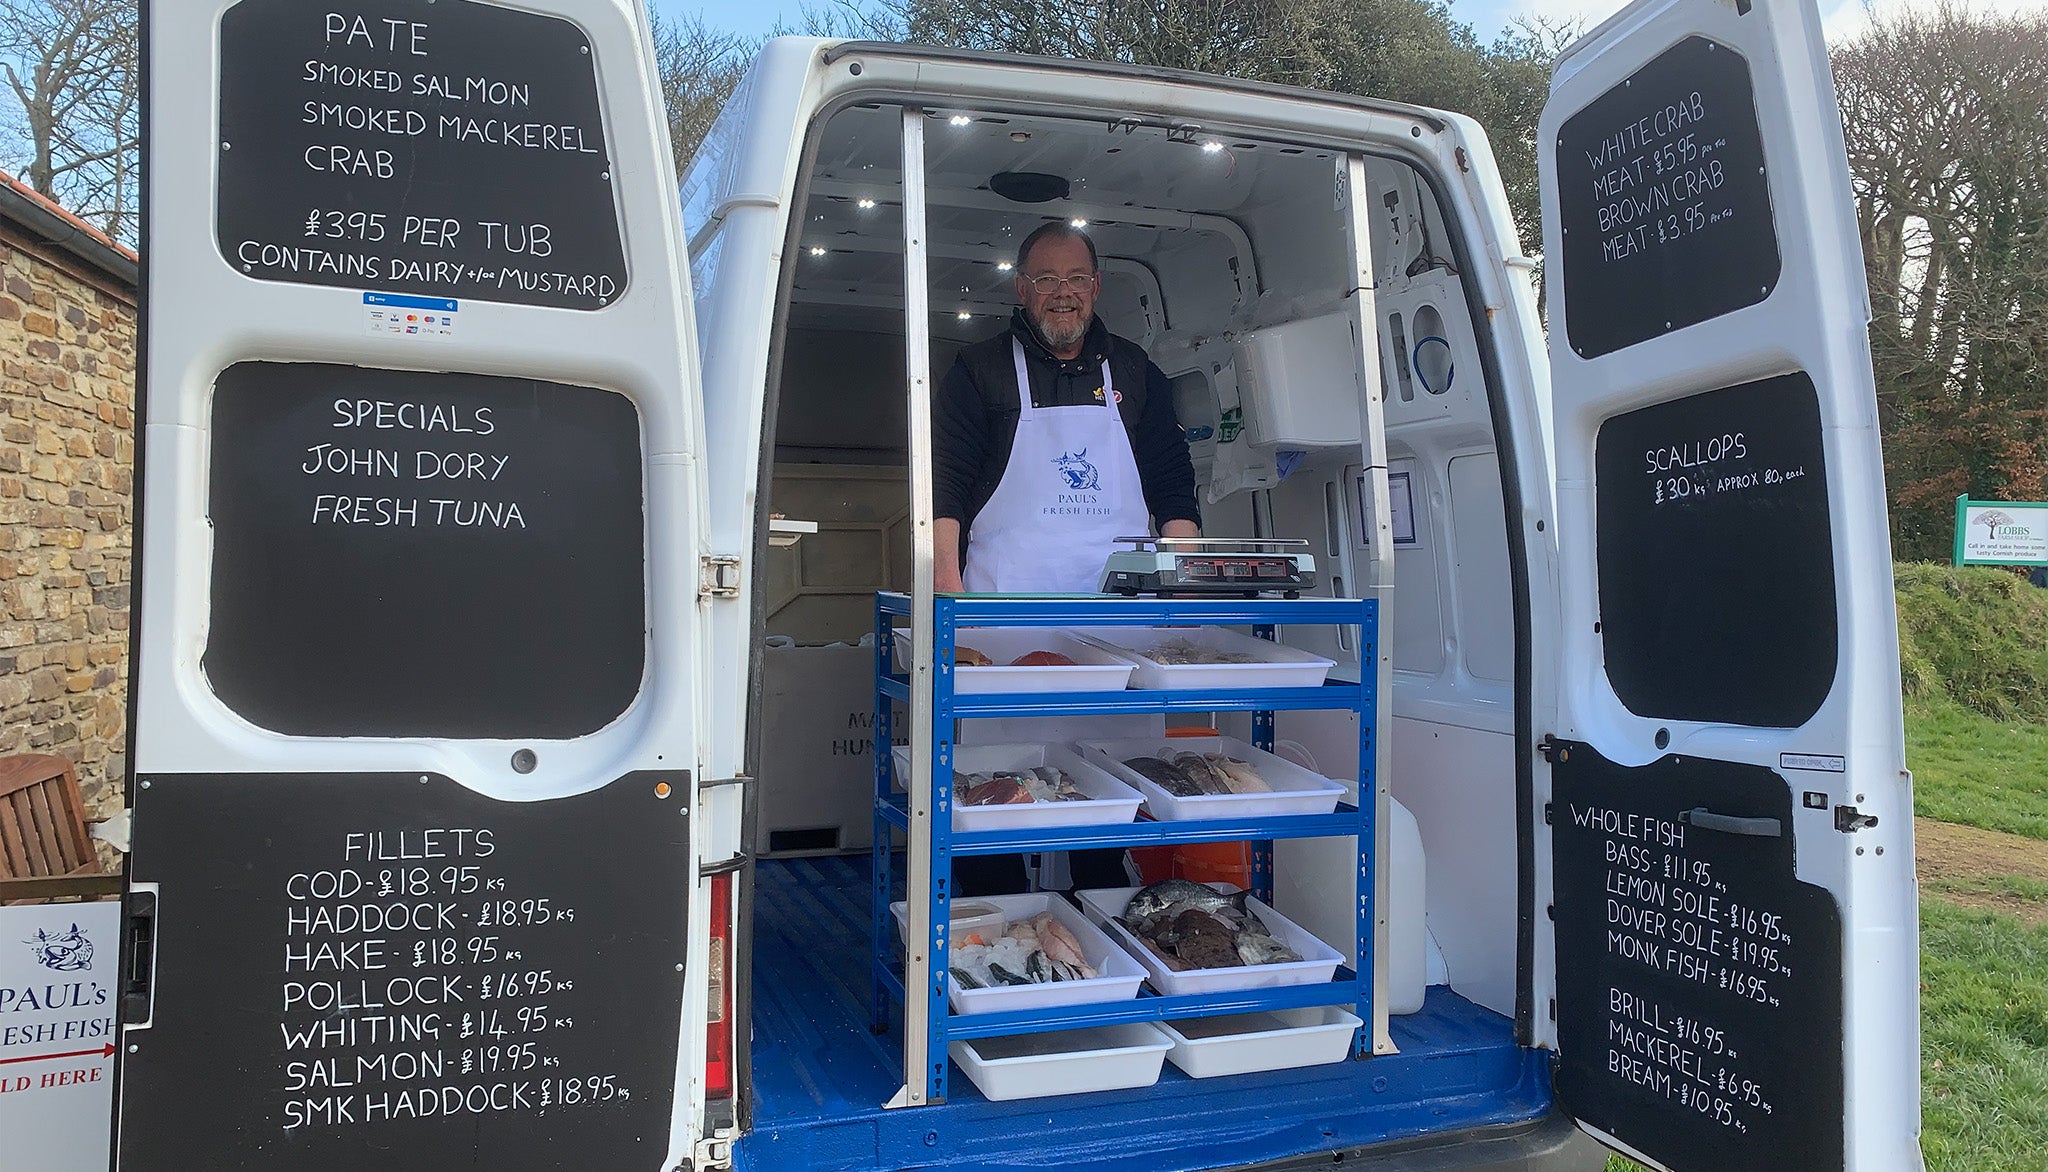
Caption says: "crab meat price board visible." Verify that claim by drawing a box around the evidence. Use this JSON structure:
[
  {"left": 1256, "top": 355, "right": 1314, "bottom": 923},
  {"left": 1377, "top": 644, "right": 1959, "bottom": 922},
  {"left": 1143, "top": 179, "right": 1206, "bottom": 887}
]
[
  {"left": 1549, "top": 744, "right": 1844, "bottom": 1172},
  {"left": 116, "top": 772, "right": 691, "bottom": 1170}
]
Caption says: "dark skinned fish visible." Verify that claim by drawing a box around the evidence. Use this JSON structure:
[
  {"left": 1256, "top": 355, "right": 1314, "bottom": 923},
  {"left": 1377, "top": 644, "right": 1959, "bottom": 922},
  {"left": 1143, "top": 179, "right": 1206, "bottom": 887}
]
[{"left": 1121, "top": 879, "right": 1251, "bottom": 924}]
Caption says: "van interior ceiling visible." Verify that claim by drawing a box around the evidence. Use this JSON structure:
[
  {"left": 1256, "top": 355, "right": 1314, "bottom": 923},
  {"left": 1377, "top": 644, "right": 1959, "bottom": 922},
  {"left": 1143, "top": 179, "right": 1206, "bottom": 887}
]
[{"left": 750, "top": 98, "right": 1525, "bottom": 1143}]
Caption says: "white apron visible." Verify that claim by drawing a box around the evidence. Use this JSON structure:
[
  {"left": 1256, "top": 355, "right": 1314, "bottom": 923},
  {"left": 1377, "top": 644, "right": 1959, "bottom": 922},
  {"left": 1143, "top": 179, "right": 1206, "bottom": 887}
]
[{"left": 962, "top": 340, "right": 1151, "bottom": 593}]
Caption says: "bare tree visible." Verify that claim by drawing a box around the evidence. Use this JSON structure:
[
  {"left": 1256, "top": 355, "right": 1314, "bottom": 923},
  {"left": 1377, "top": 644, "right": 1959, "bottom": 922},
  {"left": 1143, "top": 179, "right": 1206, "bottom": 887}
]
[{"left": 0, "top": 0, "right": 137, "bottom": 241}]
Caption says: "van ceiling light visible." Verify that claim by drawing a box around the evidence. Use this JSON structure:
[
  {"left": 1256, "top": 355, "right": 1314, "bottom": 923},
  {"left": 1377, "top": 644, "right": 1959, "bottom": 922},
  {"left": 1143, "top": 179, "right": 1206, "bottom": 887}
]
[
  {"left": 957, "top": 311, "right": 973, "bottom": 320},
  {"left": 857, "top": 198, "right": 877, "bottom": 209},
  {"left": 996, "top": 261, "right": 1013, "bottom": 271},
  {"left": 989, "top": 171, "right": 1070, "bottom": 203},
  {"left": 949, "top": 115, "right": 973, "bottom": 127},
  {"left": 808, "top": 247, "right": 826, "bottom": 256},
  {"left": 1070, "top": 218, "right": 1088, "bottom": 228},
  {"left": 1201, "top": 140, "right": 1224, "bottom": 153}
]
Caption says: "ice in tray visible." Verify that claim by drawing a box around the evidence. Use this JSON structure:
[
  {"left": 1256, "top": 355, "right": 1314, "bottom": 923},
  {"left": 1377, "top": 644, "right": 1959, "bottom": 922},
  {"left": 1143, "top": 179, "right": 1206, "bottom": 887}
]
[
  {"left": 1069, "top": 626, "right": 1335, "bottom": 690},
  {"left": 1156, "top": 1006, "right": 1363, "bottom": 1078},
  {"left": 1075, "top": 735, "right": 1346, "bottom": 820},
  {"left": 890, "top": 627, "right": 1134, "bottom": 693},
  {"left": 890, "top": 742, "right": 1143, "bottom": 830},
  {"left": 949, "top": 1023, "right": 1171, "bottom": 1101},
  {"left": 889, "top": 891, "right": 1145, "bottom": 1014},
  {"left": 1074, "top": 882, "right": 1345, "bottom": 996}
]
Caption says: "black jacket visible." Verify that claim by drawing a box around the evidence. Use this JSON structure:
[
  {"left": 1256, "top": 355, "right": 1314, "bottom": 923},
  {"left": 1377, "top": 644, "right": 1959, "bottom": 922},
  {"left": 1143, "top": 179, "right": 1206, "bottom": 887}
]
[{"left": 933, "top": 311, "right": 1201, "bottom": 542}]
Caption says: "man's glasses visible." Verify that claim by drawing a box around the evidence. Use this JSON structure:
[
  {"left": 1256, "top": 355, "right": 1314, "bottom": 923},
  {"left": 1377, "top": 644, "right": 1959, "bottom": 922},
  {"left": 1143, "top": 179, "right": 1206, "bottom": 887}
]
[{"left": 1024, "top": 273, "right": 1098, "bottom": 294}]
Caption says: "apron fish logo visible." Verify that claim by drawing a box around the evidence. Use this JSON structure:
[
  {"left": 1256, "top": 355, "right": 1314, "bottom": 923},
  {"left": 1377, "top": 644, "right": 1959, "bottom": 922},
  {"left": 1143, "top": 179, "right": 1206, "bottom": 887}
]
[
  {"left": 1053, "top": 449, "right": 1100, "bottom": 491},
  {"left": 26, "top": 923, "right": 94, "bottom": 971}
]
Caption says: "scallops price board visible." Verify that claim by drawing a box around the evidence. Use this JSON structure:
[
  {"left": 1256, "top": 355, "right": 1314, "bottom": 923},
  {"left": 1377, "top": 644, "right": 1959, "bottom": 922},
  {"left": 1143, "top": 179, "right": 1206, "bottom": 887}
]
[
  {"left": 118, "top": 772, "right": 689, "bottom": 1171},
  {"left": 1554, "top": 35, "right": 1780, "bottom": 359},
  {"left": 202, "top": 361, "right": 644, "bottom": 740},
  {"left": 1594, "top": 373, "right": 1836, "bottom": 728},
  {"left": 1550, "top": 744, "right": 1843, "bottom": 1172},
  {"left": 216, "top": 0, "right": 627, "bottom": 309}
]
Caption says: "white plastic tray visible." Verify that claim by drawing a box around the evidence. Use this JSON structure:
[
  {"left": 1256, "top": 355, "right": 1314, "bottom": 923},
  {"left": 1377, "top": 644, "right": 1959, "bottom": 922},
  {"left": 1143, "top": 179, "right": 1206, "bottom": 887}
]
[
  {"left": 1071, "top": 626, "right": 1335, "bottom": 689},
  {"left": 1075, "top": 736, "right": 1346, "bottom": 821},
  {"left": 890, "top": 891, "right": 1145, "bottom": 1014},
  {"left": 1156, "top": 1006, "right": 1363, "bottom": 1078},
  {"left": 891, "top": 742, "right": 1144, "bottom": 830},
  {"left": 1074, "top": 883, "right": 1345, "bottom": 995},
  {"left": 949, "top": 1023, "right": 1171, "bottom": 1101},
  {"left": 891, "top": 627, "right": 1135, "bottom": 694}
]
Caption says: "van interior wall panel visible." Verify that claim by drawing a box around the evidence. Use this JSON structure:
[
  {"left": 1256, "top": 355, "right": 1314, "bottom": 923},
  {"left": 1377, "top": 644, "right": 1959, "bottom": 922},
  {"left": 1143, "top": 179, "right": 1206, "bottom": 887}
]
[{"left": 741, "top": 855, "right": 1547, "bottom": 1171}]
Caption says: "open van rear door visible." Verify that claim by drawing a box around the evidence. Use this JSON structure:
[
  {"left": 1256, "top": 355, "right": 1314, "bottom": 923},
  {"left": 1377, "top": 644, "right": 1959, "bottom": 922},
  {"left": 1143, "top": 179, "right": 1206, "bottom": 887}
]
[
  {"left": 116, "top": 2, "right": 715, "bottom": 1168},
  {"left": 1537, "top": 0, "right": 1921, "bottom": 1169}
]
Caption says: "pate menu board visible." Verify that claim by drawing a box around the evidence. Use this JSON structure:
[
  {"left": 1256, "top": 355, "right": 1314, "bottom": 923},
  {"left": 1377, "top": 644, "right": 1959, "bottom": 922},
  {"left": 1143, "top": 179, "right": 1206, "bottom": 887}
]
[
  {"left": 1595, "top": 372, "right": 1836, "bottom": 728},
  {"left": 1555, "top": 36, "right": 1780, "bottom": 359},
  {"left": 117, "top": 772, "right": 689, "bottom": 1171},
  {"left": 203, "top": 361, "right": 646, "bottom": 739},
  {"left": 216, "top": 0, "right": 627, "bottom": 310},
  {"left": 1551, "top": 744, "right": 1844, "bottom": 1172}
]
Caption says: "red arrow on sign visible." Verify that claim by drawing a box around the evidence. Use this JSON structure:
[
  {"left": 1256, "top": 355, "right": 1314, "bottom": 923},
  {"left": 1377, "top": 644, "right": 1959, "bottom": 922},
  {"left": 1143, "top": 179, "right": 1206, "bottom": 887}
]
[{"left": 0, "top": 1042, "right": 116, "bottom": 1066}]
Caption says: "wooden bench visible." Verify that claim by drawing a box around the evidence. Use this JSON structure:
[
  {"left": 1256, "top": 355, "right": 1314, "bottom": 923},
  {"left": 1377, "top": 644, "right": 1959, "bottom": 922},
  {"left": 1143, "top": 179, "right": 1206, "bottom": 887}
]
[{"left": 0, "top": 754, "right": 122, "bottom": 903}]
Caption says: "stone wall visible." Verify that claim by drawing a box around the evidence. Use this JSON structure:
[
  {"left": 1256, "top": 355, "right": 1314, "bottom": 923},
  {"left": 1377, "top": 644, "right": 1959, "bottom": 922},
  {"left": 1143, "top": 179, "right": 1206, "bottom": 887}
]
[{"left": 0, "top": 204, "right": 136, "bottom": 825}]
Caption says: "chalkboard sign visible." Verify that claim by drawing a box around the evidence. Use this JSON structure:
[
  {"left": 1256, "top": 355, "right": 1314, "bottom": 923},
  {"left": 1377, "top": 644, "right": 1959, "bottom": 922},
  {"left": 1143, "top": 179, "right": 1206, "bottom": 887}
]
[
  {"left": 1551, "top": 743, "right": 1843, "bottom": 1171},
  {"left": 1595, "top": 373, "right": 1835, "bottom": 727},
  {"left": 203, "top": 362, "right": 645, "bottom": 739},
  {"left": 117, "top": 771, "right": 690, "bottom": 1171},
  {"left": 1555, "top": 36, "right": 1780, "bottom": 359},
  {"left": 217, "top": 0, "right": 627, "bottom": 310}
]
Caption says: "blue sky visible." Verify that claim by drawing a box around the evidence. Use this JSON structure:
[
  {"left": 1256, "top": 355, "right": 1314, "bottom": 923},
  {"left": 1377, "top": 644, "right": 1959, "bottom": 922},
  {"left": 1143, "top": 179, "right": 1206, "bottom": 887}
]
[{"left": 658, "top": 0, "right": 2048, "bottom": 48}]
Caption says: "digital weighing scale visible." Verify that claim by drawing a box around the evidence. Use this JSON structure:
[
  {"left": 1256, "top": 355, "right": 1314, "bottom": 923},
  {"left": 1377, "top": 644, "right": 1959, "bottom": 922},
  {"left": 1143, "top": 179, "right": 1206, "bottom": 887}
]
[{"left": 1097, "top": 536, "right": 1318, "bottom": 598}]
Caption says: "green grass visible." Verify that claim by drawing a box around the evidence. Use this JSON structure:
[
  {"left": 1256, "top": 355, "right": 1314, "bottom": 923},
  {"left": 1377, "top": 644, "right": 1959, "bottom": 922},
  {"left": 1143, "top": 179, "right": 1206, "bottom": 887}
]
[
  {"left": 1906, "top": 697, "right": 2048, "bottom": 841},
  {"left": 1895, "top": 564, "right": 2048, "bottom": 722},
  {"left": 1922, "top": 871, "right": 2048, "bottom": 905}
]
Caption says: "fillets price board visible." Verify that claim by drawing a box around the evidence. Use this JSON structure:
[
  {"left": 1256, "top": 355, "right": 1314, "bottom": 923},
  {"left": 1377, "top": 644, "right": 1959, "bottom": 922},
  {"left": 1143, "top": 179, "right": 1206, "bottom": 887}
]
[
  {"left": 1550, "top": 746, "right": 1844, "bottom": 1172},
  {"left": 117, "top": 772, "right": 690, "bottom": 1171},
  {"left": 1553, "top": 35, "right": 1781, "bottom": 359},
  {"left": 216, "top": 0, "right": 627, "bottom": 309}
]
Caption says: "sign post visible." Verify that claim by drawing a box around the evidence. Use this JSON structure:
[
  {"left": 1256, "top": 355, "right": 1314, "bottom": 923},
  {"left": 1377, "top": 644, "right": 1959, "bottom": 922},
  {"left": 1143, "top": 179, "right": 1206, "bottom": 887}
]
[
  {"left": 0, "top": 901, "right": 120, "bottom": 1172},
  {"left": 1953, "top": 495, "right": 2048, "bottom": 566}
]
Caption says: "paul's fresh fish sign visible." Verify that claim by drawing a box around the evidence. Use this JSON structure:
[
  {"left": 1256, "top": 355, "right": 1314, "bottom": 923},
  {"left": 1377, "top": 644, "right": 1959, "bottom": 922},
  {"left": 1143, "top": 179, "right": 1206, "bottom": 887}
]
[
  {"left": 1953, "top": 495, "right": 2048, "bottom": 566},
  {"left": 122, "top": 0, "right": 706, "bottom": 1167},
  {"left": 0, "top": 902, "right": 120, "bottom": 1172}
]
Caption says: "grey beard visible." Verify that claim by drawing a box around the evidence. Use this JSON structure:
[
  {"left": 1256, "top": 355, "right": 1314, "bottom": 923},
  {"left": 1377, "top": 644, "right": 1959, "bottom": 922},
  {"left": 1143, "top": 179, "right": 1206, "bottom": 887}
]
[{"left": 1032, "top": 309, "right": 1089, "bottom": 352}]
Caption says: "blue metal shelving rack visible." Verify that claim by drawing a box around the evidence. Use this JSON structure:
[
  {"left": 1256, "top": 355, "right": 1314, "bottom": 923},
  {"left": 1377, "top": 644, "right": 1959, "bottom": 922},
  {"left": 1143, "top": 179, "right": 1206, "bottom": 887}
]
[{"left": 870, "top": 592, "right": 1380, "bottom": 1104}]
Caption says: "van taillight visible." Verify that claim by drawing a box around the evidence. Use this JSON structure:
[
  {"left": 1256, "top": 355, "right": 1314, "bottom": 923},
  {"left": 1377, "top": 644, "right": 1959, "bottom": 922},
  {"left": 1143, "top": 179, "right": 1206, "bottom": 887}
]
[{"left": 705, "top": 872, "right": 734, "bottom": 1100}]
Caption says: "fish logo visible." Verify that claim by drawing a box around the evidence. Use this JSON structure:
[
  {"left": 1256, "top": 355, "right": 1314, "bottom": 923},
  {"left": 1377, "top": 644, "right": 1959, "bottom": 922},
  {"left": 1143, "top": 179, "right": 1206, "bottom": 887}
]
[
  {"left": 26, "top": 923, "right": 93, "bottom": 972},
  {"left": 1053, "top": 449, "right": 1100, "bottom": 491}
]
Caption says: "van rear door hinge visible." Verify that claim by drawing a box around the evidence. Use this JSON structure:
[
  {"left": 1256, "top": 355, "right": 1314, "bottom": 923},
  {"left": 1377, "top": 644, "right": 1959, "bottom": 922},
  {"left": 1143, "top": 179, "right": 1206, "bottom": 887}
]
[
  {"left": 1834, "top": 805, "right": 1878, "bottom": 833},
  {"left": 699, "top": 556, "right": 742, "bottom": 598},
  {"left": 687, "top": 1126, "right": 735, "bottom": 1170},
  {"left": 1537, "top": 734, "right": 1564, "bottom": 762}
]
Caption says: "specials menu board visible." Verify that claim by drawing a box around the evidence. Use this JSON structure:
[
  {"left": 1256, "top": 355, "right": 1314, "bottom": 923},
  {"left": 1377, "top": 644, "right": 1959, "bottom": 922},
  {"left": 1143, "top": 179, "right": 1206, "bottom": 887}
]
[
  {"left": 1554, "top": 36, "right": 1780, "bottom": 359},
  {"left": 1551, "top": 744, "right": 1844, "bottom": 1172},
  {"left": 117, "top": 772, "right": 690, "bottom": 1171},
  {"left": 216, "top": 0, "right": 627, "bottom": 309},
  {"left": 202, "top": 361, "right": 646, "bottom": 740}
]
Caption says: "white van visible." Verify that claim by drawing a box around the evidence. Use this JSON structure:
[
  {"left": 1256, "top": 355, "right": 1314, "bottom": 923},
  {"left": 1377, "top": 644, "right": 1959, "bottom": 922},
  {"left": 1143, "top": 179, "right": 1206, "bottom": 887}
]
[{"left": 117, "top": 0, "right": 1919, "bottom": 1169}]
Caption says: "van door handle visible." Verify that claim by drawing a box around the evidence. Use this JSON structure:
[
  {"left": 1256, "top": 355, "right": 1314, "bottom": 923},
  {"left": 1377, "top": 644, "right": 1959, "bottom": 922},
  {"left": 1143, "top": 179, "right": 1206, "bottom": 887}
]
[{"left": 1682, "top": 807, "right": 1782, "bottom": 838}]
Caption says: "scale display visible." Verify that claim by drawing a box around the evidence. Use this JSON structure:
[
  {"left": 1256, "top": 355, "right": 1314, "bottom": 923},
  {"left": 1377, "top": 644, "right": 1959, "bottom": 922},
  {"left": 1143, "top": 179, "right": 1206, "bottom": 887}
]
[{"left": 1098, "top": 538, "right": 1317, "bottom": 598}]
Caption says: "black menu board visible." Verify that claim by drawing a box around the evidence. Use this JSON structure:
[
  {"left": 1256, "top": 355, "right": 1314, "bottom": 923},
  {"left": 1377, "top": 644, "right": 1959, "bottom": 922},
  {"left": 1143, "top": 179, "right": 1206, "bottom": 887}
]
[
  {"left": 1551, "top": 743, "right": 1843, "bottom": 1171},
  {"left": 1595, "top": 372, "right": 1835, "bottom": 727},
  {"left": 1555, "top": 36, "right": 1780, "bottom": 359},
  {"left": 217, "top": 0, "right": 627, "bottom": 310},
  {"left": 203, "top": 361, "right": 646, "bottom": 739},
  {"left": 117, "top": 771, "right": 690, "bottom": 1171}
]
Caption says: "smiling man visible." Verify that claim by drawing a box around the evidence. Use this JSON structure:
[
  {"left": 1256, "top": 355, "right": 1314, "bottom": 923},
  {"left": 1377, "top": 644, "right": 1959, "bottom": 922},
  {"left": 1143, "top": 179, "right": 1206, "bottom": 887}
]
[{"left": 932, "top": 222, "right": 1201, "bottom": 595}]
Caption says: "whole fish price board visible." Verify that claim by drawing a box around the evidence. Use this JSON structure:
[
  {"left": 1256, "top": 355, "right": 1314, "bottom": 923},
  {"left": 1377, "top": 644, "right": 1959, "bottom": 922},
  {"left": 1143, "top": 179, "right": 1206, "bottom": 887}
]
[
  {"left": 117, "top": 772, "right": 691, "bottom": 1171},
  {"left": 216, "top": 0, "right": 628, "bottom": 309}
]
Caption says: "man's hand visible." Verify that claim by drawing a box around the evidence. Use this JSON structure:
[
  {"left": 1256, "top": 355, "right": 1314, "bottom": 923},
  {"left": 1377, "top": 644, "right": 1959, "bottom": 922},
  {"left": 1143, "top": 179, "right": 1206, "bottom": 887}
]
[
  {"left": 1161, "top": 519, "right": 1200, "bottom": 539},
  {"left": 934, "top": 518, "right": 965, "bottom": 593}
]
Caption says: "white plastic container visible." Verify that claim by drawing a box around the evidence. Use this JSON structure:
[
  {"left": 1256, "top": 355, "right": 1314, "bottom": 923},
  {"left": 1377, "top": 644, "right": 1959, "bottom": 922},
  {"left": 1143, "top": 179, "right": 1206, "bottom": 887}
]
[
  {"left": 1073, "top": 884, "right": 1345, "bottom": 995},
  {"left": 1072, "top": 626, "right": 1335, "bottom": 690},
  {"left": 1074, "top": 736, "right": 1345, "bottom": 820},
  {"left": 890, "top": 742, "right": 1144, "bottom": 830},
  {"left": 891, "top": 627, "right": 1134, "bottom": 693},
  {"left": 889, "top": 899, "right": 1007, "bottom": 948},
  {"left": 949, "top": 1023, "right": 1172, "bottom": 1101},
  {"left": 1386, "top": 797, "right": 1428, "bottom": 1015},
  {"left": 1156, "top": 1006, "right": 1363, "bottom": 1078},
  {"left": 889, "top": 892, "right": 1145, "bottom": 1014}
]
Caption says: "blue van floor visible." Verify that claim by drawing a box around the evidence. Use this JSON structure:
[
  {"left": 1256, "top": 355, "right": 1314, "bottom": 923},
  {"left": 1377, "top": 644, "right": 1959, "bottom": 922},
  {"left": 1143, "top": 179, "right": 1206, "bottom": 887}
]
[{"left": 740, "top": 855, "right": 1552, "bottom": 1172}]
